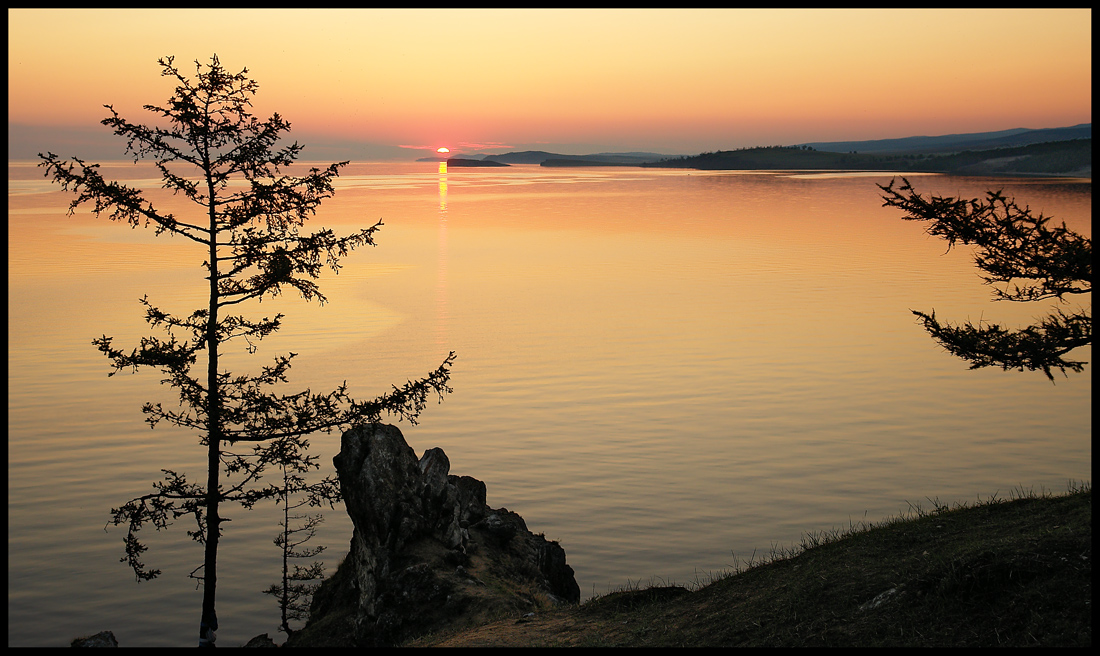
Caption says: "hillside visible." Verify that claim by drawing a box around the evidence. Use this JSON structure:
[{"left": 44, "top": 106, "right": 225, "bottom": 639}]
[
  {"left": 640, "top": 138, "right": 1091, "bottom": 177},
  {"left": 801, "top": 123, "right": 1091, "bottom": 154},
  {"left": 408, "top": 486, "right": 1091, "bottom": 647}
]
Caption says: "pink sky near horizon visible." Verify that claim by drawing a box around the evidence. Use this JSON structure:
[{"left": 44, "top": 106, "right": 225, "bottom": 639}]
[{"left": 8, "top": 9, "right": 1092, "bottom": 157}]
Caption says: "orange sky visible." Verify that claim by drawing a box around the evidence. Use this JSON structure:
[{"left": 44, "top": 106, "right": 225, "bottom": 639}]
[{"left": 7, "top": 8, "right": 1092, "bottom": 158}]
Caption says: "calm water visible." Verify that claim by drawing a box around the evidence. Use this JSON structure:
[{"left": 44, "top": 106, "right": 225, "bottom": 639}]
[{"left": 8, "top": 161, "right": 1091, "bottom": 647}]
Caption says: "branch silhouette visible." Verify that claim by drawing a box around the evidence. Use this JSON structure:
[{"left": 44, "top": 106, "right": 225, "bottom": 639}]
[{"left": 880, "top": 177, "right": 1090, "bottom": 381}]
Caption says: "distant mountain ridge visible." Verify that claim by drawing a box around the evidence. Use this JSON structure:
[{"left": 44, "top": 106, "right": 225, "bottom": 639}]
[
  {"left": 413, "top": 125, "right": 1090, "bottom": 171},
  {"left": 800, "top": 123, "right": 1091, "bottom": 154},
  {"left": 642, "top": 137, "right": 1091, "bottom": 177}
]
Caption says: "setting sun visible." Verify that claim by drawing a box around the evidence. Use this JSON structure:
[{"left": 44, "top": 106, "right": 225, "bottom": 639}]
[
  {"left": 437, "top": 147, "right": 450, "bottom": 153},
  {"left": 6, "top": 9, "right": 1090, "bottom": 158}
]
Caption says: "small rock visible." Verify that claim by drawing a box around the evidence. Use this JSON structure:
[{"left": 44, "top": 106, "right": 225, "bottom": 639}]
[
  {"left": 243, "top": 633, "right": 279, "bottom": 647},
  {"left": 477, "top": 513, "right": 517, "bottom": 544},
  {"left": 71, "top": 630, "right": 118, "bottom": 647},
  {"left": 859, "top": 585, "right": 906, "bottom": 611}
]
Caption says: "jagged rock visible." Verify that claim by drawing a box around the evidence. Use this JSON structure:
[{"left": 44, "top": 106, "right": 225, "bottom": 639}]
[
  {"left": 71, "top": 631, "right": 118, "bottom": 647},
  {"left": 286, "top": 423, "right": 579, "bottom": 647},
  {"left": 477, "top": 511, "right": 518, "bottom": 545},
  {"left": 242, "top": 633, "right": 279, "bottom": 647}
]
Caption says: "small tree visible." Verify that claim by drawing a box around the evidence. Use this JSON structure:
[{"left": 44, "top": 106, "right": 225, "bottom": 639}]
[
  {"left": 879, "top": 177, "right": 1091, "bottom": 381},
  {"left": 38, "top": 55, "right": 455, "bottom": 646},
  {"left": 263, "top": 437, "right": 330, "bottom": 638},
  {"left": 264, "top": 505, "right": 326, "bottom": 639}
]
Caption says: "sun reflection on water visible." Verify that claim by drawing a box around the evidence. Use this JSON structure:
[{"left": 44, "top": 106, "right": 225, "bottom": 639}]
[{"left": 437, "top": 162, "right": 449, "bottom": 353}]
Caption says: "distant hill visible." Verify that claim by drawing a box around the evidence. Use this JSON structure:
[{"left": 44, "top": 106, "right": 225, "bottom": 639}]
[
  {"left": 579, "top": 152, "right": 670, "bottom": 163},
  {"left": 480, "top": 151, "right": 561, "bottom": 164},
  {"left": 418, "top": 150, "right": 666, "bottom": 165},
  {"left": 417, "top": 152, "right": 495, "bottom": 162},
  {"left": 906, "top": 138, "right": 1091, "bottom": 176},
  {"left": 541, "top": 159, "right": 646, "bottom": 167},
  {"left": 800, "top": 124, "right": 1091, "bottom": 154},
  {"left": 484, "top": 150, "right": 668, "bottom": 165},
  {"left": 446, "top": 158, "right": 509, "bottom": 167},
  {"left": 641, "top": 138, "right": 1091, "bottom": 177}
]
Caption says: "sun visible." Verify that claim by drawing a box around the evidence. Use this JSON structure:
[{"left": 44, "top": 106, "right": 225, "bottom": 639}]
[{"left": 436, "top": 147, "right": 450, "bottom": 154}]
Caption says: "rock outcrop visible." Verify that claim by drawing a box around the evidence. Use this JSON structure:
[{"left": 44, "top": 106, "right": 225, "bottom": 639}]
[
  {"left": 71, "top": 631, "right": 118, "bottom": 647},
  {"left": 285, "top": 424, "right": 579, "bottom": 647}
]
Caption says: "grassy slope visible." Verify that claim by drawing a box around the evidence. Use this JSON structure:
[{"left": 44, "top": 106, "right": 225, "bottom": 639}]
[{"left": 410, "top": 485, "right": 1091, "bottom": 647}]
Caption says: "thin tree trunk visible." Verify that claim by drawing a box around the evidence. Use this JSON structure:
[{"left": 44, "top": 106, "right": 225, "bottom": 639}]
[
  {"left": 200, "top": 163, "right": 221, "bottom": 648},
  {"left": 281, "top": 472, "right": 291, "bottom": 636}
]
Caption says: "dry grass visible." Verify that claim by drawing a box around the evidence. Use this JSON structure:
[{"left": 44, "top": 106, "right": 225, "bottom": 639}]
[{"left": 411, "top": 482, "right": 1091, "bottom": 647}]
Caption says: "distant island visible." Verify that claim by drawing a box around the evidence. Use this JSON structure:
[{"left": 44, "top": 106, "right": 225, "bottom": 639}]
[
  {"left": 427, "top": 150, "right": 671, "bottom": 166},
  {"left": 446, "top": 158, "right": 509, "bottom": 167},
  {"left": 490, "top": 151, "right": 667, "bottom": 165}
]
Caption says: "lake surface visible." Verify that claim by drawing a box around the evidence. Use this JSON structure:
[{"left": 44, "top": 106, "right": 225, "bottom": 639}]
[{"left": 8, "top": 161, "right": 1091, "bottom": 647}]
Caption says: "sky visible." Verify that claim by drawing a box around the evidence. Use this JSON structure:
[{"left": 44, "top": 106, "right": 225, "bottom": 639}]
[{"left": 7, "top": 8, "right": 1092, "bottom": 160}]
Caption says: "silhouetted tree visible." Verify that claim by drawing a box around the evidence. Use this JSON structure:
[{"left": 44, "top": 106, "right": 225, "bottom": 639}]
[
  {"left": 262, "top": 437, "right": 330, "bottom": 638},
  {"left": 38, "top": 54, "right": 455, "bottom": 646},
  {"left": 879, "top": 177, "right": 1091, "bottom": 381}
]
